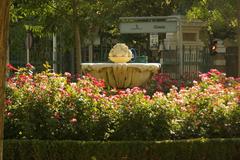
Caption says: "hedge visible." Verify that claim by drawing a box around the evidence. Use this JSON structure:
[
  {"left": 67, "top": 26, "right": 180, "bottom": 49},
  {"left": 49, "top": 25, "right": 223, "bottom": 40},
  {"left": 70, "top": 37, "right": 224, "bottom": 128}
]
[{"left": 4, "top": 138, "right": 240, "bottom": 160}]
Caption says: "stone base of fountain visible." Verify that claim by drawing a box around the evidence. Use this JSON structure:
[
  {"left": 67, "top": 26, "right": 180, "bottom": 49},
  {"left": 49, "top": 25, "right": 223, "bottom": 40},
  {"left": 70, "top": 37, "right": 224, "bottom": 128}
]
[{"left": 81, "top": 63, "right": 160, "bottom": 88}]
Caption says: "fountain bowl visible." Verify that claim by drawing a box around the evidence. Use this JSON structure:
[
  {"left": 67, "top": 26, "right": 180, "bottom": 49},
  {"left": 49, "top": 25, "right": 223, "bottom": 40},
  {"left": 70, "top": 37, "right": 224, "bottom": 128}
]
[{"left": 81, "top": 63, "right": 160, "bottom": 88}]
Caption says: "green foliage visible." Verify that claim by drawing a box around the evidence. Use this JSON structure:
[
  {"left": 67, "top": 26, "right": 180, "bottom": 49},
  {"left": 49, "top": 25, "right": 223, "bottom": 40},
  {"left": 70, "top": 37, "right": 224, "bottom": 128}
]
[
  {"left": 5, "top": 65, "right": 112, "bottom": 140},
  {"left": 186, "top": 0, "right": 238, "bottom": 39},
  {"left": 10, "top": 0, "right": 112, "bottom": 35},
  {"left": 10, "top": 0, "right": 187, "bottom": 43},
  {"left": 3, "top": 139, "right": 240, "bottom": 160},
  {"left": 4, "top": 66, "right": 240, "bottom": 140}
]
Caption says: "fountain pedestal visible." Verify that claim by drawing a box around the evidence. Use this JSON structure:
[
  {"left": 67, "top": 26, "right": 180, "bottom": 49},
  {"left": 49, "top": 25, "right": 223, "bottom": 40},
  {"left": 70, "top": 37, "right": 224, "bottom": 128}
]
[{"left": 81, "top": 63, "right": 160, "bottom": 88}]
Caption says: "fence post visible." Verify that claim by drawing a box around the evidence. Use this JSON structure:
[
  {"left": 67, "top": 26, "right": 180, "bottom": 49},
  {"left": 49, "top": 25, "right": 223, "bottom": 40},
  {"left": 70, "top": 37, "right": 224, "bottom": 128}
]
[
  {"left": 177, "top": 17, "right": 183, "bottom": 76},
  {"left": 53, "top": 33, "right": 57, "bottom": 72}
]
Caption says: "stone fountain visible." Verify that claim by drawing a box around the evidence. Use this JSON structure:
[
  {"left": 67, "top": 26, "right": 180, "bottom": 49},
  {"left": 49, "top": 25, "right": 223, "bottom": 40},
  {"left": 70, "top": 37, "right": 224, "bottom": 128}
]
[{"left": 81, "top": 43, "right": 160, "bottom": 88}]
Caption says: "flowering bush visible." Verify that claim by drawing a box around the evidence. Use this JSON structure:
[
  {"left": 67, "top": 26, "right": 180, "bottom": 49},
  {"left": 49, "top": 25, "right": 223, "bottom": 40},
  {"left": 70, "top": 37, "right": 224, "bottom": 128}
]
[
  {"left": 146, "top": 72, "right": 199, "bottom": 95},
  {"left": 4, "top": 65, "right": 240, "bottom": 140},
  {"left": 158, "top": 69, "right": 240, "bottom": 139},
  {"left": 179, "top": 69, "right": 240, "bottom": 138},
  {"left": 5, "top": 64, "right": 114, "bottom": 140}
]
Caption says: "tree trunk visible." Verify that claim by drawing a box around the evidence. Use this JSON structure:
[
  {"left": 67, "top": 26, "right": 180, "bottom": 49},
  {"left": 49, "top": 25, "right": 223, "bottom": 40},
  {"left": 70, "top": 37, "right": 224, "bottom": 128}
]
[
  {"left": 72, "top": 0, "right": 82, "bottom": 74},
  {"left": 0, "top": 0, "right": 10, "bottom": 159},
  {"left": 74, "top": 24, "right": 82, "bottom": 74},
  {"left": 237, "top": 0, "right": 240, "bottom": 76}
]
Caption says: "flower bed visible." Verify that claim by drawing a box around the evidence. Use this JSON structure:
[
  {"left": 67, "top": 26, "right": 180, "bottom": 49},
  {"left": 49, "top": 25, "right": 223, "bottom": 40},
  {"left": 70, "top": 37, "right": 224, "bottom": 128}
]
[{"left": 4, "top": 64, "right": 240, "bottom": 140}]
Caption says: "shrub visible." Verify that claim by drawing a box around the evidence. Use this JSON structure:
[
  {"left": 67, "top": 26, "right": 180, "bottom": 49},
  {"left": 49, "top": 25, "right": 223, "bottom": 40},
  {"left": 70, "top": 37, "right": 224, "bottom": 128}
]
[
  {"left": 145, "top": 72, "right": 199, "bottom": 95},
  {"left": 4, "top": 65, "right": 240, "bottom": 140},
  {"left": 108, "top": 88, "right": 168, "bottom": 140},
  {"left": 5, "top": 64, "right": 114, "bottom": 140},
  {"left": 4, "top": 139, "right": 240, "bottom": 160},
  {"left": 169, "top": 69, "right": 240, "bottom": 138}
]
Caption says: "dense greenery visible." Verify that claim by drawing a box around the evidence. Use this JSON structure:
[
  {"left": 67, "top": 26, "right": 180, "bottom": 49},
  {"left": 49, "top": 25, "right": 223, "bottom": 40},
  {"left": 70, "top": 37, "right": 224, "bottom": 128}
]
[
  {"left": 4, "top": 139, "right": 240, "bottom": 160},
  {"left": 186, "top": 0, "right": 239, "bottom": 39},
  {"left": 11, "top": 0, "right": 239, "bottom": 44},
  {"left": 4, "top": 65, "right": 240, "bottom": 140}
]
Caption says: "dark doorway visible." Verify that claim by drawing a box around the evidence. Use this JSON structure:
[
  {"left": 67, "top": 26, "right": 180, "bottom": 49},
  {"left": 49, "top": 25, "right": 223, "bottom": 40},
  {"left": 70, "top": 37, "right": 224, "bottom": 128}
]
[{"left": 226, "top": 47, "right": 238, "bottom": 77}]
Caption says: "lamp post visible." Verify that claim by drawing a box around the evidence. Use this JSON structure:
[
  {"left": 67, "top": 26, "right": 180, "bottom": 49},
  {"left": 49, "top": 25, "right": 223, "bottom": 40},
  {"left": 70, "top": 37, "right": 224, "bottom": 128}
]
[
  {"left": 53, "top": 33, "right": 57, "bottom": 72},
  {"left": 25, "top": 31, "right": 32, "bottom": 64}
]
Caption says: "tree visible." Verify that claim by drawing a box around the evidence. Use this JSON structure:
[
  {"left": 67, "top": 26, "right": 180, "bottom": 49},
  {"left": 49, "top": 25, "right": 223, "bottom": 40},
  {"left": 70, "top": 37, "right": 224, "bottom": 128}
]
[
  {"left": 0, "top": 0, "right": 10, "bottom": 159},
  {"left": 50, "top": 0, "right": 112, "bottom": 73},
  {"left": 185, "top": 0, "right": 240, "bottom": 75},
  {"left": 10, "top": 0, "right": 110, "bottom": 74},
  {"left": 237, "top": 0, "right": 240, "bottom": 76}
]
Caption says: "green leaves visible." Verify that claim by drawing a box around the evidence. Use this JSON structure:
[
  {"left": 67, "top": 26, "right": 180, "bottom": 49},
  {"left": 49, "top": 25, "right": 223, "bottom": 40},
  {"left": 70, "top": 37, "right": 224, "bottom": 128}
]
[{"left": 186, "top": 0, "right": 238, "bottom": 39}]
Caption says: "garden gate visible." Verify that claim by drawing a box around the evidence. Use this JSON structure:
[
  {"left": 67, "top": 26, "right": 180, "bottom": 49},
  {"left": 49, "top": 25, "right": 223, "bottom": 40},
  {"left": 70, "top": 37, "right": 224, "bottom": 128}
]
[{"left": 160, "top": 45, "right": 211, "bottom": 79}]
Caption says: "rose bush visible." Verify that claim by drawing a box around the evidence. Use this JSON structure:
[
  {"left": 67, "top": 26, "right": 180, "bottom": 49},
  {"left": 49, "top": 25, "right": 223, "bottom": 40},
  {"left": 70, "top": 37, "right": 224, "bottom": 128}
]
[
  {"left": 145, "top": 72, "right": 199, "bottom": 95},
  {"left": 108, "top": 87, "right": 174, "bottom": 140},
  {"left": 5, "top": 64, "right": 114, "bottom": 140},
  {"left": 179, "top": 69, "right": 240, "bottom": 138},
  {"left": 4, "top": 65, "right": 240, "bottom": 140}
]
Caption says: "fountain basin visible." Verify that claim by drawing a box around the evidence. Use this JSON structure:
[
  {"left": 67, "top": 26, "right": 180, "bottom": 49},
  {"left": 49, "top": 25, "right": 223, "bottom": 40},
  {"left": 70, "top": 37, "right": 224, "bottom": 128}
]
[{"left": 81, "top": 63, "right": 160, "bottom": 88}]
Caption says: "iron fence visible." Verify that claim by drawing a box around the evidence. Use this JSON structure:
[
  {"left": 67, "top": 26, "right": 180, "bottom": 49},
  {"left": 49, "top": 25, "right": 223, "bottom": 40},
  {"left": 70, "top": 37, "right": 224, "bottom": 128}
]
[{"left": 160, "top": 45, "right": 212, "bottom": 80}]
